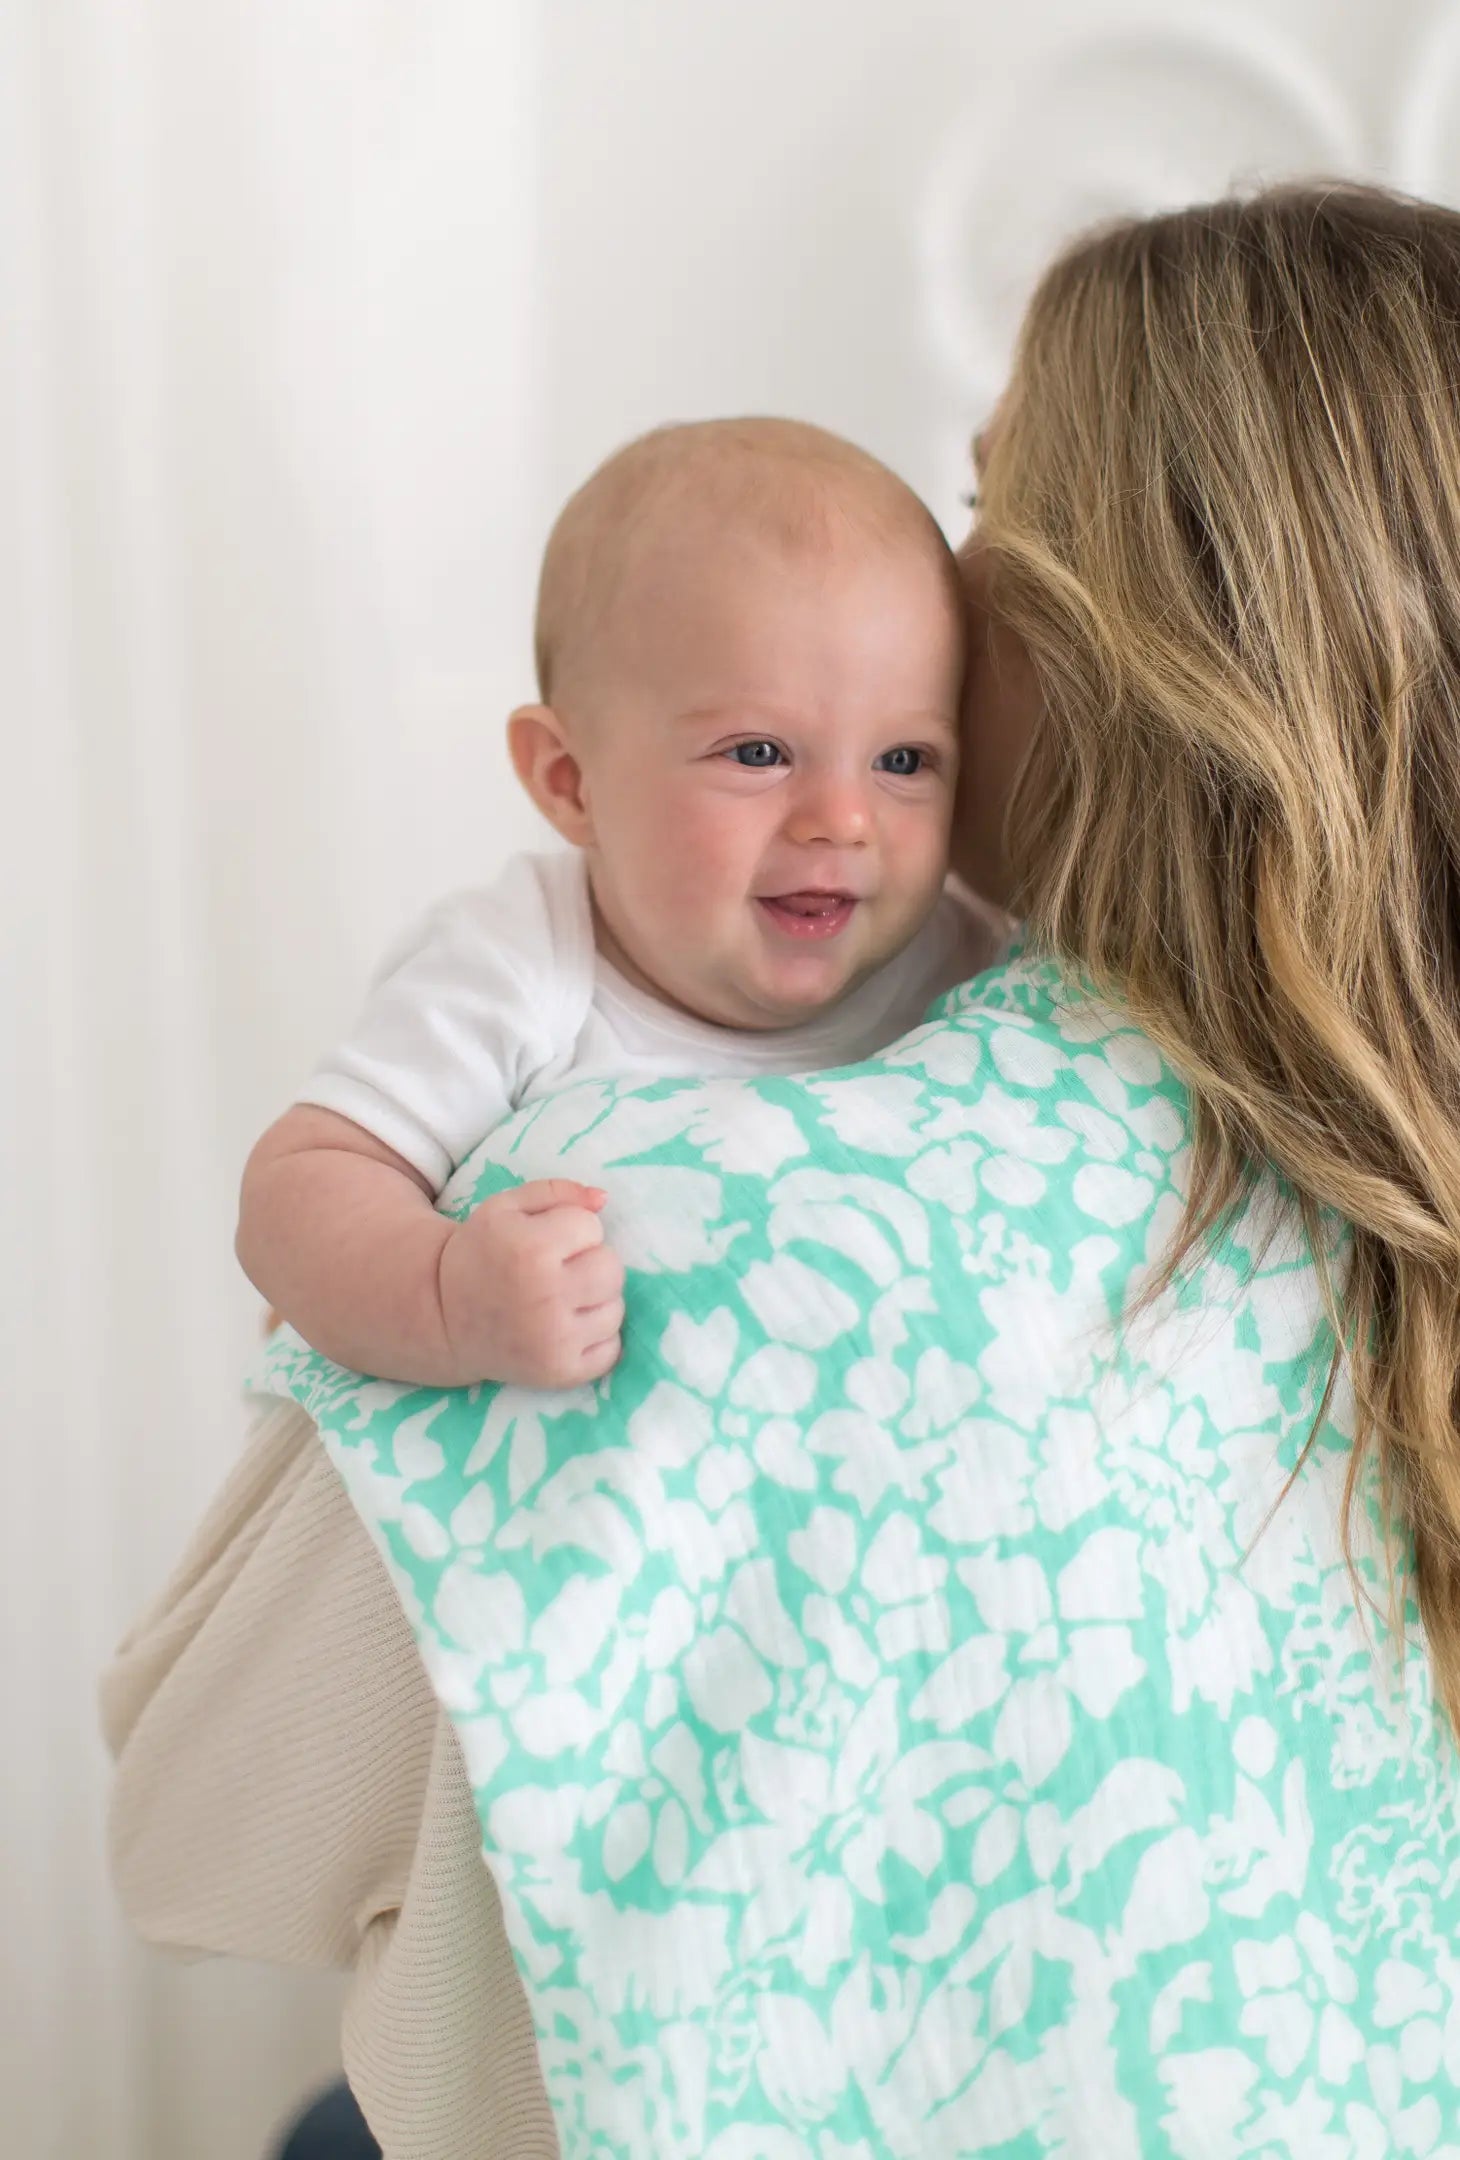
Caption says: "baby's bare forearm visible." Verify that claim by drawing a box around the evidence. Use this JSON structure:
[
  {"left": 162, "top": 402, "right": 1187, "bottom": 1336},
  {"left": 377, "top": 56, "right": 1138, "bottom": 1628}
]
[{"left": 237, "top": 1113, "right": 465, "bottom": 1384}]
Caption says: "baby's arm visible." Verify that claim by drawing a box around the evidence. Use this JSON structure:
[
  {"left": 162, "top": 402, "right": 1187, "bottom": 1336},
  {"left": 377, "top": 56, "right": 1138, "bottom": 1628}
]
[{"left": 237, "top": 1105, "right": 625, "bottom": 1387}]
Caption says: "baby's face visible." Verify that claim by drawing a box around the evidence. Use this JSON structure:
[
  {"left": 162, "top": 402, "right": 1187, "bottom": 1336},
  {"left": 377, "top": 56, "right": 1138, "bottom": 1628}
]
[{"left": 570, "top": 513, "right": 963, "bottom": 1031}]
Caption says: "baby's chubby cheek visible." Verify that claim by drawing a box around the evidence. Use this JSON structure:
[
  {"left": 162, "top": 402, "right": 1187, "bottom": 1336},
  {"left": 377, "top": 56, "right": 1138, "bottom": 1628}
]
[
  {"left": 601, "top": 813, "right": 758, "bottom": 976},
  {"left": 653, "top": 791, "right": 763, "bottom": 896}
]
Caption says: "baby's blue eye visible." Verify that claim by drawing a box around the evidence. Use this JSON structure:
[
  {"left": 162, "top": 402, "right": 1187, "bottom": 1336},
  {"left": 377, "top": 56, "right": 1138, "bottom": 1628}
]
[
  {"left": 729, "top": 740, "right": 784, "bottom": 767},
  {"left": 877, "top": 746, "right": 925, "bottom": 776}
]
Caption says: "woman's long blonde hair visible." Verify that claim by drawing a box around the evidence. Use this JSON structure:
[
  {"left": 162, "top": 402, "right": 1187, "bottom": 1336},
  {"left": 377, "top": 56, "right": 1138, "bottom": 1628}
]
[{"left": 981, "top": 183, "right": 1460, "bottom": 1723}]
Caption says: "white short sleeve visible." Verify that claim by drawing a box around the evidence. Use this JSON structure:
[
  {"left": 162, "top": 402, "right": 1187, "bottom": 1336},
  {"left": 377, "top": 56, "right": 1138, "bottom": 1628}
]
[{"left": 298, "top": 851, "right": 595, "bottom": 1193}]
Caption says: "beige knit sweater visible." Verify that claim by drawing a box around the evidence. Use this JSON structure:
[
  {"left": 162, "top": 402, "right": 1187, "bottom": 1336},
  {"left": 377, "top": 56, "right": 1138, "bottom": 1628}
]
[{"left": 101, "top": 1398, "right": 559, "bottom": 2158}]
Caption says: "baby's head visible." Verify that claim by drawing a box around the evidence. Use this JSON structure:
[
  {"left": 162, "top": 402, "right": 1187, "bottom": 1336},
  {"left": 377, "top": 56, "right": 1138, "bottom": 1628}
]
[{"left": 510, "top": 417, "right": 965, "bottom": 1031}]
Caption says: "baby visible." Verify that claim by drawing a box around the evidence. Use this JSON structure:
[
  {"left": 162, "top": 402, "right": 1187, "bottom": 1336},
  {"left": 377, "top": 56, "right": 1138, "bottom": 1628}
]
[{"left": 237, "top": 417, "right": 1002, "bottom": 1387}]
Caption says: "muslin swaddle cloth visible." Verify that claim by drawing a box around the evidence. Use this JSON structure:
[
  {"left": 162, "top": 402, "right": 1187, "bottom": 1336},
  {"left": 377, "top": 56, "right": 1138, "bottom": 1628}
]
[{"left": 253, "top": 955, "right": 1460, "bottom": 2160}]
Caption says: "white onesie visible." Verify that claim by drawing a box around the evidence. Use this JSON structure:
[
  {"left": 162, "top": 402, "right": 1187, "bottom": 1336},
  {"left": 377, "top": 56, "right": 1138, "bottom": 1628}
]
[{"left": 299, "top": 850, "right": 1004, "bottom": 1193}]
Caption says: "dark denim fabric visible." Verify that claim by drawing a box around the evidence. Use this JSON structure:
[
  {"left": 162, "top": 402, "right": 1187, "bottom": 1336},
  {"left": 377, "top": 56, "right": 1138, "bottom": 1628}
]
[{"left": 274, "top": 2081, "right": 381, "bottom": 2160}]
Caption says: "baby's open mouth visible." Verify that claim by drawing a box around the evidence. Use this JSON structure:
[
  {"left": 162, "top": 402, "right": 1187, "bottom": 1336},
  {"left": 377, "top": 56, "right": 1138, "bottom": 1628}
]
[{"left": 757, "top": 892, "right": 858, "bottom": 940}]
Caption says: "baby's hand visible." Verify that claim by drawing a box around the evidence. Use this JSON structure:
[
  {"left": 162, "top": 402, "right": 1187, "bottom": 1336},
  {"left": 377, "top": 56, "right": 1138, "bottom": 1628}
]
[{"left": 437, "top": 1180, "right": 625, "bottom": 1389}]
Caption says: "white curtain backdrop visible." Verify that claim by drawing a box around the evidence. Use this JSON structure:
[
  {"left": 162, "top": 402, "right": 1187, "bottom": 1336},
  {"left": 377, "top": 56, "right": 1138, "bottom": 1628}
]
[
  {"left": 3, "top": 0, "right": 1450, "bottom": 2153},
  {"left": 2, "top": 4, "right": 544, "bottom": 2154}
]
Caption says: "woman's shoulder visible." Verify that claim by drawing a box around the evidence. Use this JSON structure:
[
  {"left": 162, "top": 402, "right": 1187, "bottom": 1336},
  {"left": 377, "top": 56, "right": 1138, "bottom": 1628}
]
[
  {"left": 851, "top": 943, "right": 1193, "bottom": 1188},
  {"left": 934, "top": 941, "right": 1172, "bottom": 1075}
]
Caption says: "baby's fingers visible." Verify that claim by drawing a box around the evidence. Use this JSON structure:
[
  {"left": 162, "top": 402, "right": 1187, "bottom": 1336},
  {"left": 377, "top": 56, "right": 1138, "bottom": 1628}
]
[
  {"left": 567, "top": 1243, "right": 625, "bottom": 1310},
  {"left": 576, "top": 1325, "right": 624, "bottom": 1381},
  {"left": 509, "top": 1178, "right": 607, "bottom": 1217}
]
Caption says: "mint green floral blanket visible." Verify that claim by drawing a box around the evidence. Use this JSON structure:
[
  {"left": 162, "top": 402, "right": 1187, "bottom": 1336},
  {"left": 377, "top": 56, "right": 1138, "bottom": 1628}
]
[{"left": 254, "top": 955, "right": 1460, "bottom": 2159}]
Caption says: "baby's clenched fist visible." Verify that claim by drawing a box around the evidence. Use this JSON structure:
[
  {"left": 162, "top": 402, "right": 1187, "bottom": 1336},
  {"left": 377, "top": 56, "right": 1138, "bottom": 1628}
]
[{"left": 436, "top": 1179, "right": 625, "bottom": 1388}]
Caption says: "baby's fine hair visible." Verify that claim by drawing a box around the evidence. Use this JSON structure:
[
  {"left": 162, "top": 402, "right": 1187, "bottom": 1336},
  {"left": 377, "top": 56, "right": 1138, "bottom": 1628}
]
[{"left": 533, "top": 416, "right": 960, "bottom": 705}]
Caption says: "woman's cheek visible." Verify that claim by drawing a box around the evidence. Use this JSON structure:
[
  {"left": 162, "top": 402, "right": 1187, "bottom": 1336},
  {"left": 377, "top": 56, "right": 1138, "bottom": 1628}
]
[{"left": 956, "top": 633, "right": 1042, "bottom": 901}]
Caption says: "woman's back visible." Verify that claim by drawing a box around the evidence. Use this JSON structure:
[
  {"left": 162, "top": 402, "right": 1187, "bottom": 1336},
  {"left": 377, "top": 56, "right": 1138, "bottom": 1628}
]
[{"left": 263, "top": 956, "right": 1460, "bottom": 2159}]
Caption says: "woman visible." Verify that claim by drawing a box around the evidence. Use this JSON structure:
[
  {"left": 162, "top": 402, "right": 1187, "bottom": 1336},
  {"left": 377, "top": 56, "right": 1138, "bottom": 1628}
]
[{"left": 107, "top": 183, "right": 1460, "bottom": 2157}]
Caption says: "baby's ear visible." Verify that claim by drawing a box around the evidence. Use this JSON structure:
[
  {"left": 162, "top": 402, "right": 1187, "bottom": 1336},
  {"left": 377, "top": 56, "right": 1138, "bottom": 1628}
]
[{"left": 507, "top": 705, "right": 595, "bottom": 847}]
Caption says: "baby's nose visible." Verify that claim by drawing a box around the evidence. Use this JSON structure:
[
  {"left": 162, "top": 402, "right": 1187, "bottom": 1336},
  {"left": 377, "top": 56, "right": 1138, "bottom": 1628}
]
[{"left": 782, "top": 773, "right": 873, "bottom": 847}]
